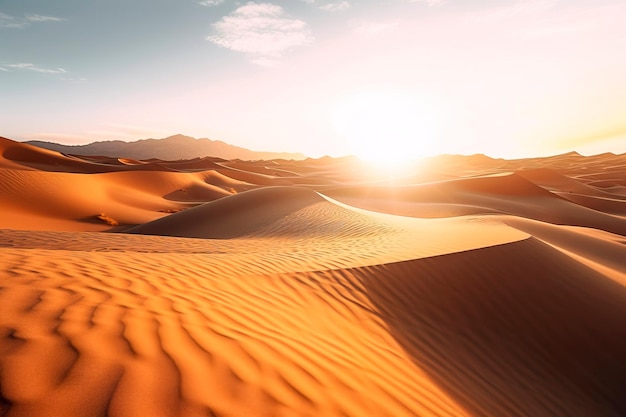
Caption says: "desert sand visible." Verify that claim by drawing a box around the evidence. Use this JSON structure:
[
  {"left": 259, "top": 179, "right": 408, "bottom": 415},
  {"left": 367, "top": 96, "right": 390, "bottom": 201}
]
[{"left": 1, "top": 136, "right": 625, "bottom": 416}]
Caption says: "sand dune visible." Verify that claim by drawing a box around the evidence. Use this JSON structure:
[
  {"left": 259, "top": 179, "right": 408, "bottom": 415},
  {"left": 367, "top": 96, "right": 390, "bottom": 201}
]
[
  {"left": 1, "top": 136, "right": 625, "bottom": 416},
  {"left": 325, "top": 172, "right": 626, "bottom": 235},
  {"left": 127, "top": 187, "right": 331, "bottom": 238},
  {"left": 0, "top": 169, "right": 247, "bottom": 231}
]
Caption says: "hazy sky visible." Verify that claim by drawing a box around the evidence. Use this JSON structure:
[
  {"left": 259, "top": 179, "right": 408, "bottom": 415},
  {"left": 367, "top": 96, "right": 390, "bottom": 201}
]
[{"left": 2, "top": 0, "right": 626, "bottom": 159}]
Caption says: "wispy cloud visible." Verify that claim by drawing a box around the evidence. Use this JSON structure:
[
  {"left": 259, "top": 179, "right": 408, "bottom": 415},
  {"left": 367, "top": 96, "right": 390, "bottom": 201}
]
[
  {"left": 0, "top": 12, "right": 65, "bottom": 28},
  {"left": 303, "top": 0, "right": 350, "bottom": 12},
  {"left": 198, "top": 0, "right": 224, "bottom": 6},
  {"left": 319, "top": 2, "right": 350, "bottom": 12},
  {"left": 0, "top": 67, "right": 9, "bottom": 72},
  {"left": 207, "top": 3, "right": 314, "bottom": 66},
  {"left": 6, "top": 63, "right": 67, "bottom": 74},
  {"left": 0, "top": 12, "right": 27, "bottom": 28},
  {"left": 25, "top": 14, "right": 66, "bottom": 22},
  {"left": 60, "top": 76, "right": 88, "bottom": 83}
]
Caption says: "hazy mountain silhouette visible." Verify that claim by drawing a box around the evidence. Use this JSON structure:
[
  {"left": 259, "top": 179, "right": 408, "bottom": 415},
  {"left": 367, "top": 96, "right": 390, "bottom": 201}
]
[{"left": 26, "top": 134, "right": 306, "bottom": 161}]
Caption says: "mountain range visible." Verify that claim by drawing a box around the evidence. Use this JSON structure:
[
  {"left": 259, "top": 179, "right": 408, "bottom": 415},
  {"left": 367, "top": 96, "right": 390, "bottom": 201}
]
[{"left": 25, "top": 134, "right": 306, "bottom": 161}]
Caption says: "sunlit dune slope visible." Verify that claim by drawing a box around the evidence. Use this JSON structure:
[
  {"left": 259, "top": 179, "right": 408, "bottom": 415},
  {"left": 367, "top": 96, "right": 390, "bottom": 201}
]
[
  {"left": 0, "top": 136, "right": 105, "bottom": 173},
  {"left": 0, "top": 169, "right": 252, "bottom": 231}
]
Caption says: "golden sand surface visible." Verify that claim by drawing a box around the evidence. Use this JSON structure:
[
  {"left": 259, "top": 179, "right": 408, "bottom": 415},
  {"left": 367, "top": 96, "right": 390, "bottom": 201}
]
[{"left": 1, "top": 136, "right": 626, "bottom": 416}]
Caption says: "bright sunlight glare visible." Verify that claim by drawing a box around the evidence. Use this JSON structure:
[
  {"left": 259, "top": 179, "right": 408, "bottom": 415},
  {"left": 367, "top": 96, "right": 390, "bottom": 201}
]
[{"left": 331, "top": 90, "right": 440, "bottom": 169}]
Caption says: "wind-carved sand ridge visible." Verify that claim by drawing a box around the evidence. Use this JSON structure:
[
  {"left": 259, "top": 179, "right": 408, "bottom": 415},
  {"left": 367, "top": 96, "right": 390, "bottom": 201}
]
[{"left": 1, "top": 136, "right": 626, "bottom": 416}]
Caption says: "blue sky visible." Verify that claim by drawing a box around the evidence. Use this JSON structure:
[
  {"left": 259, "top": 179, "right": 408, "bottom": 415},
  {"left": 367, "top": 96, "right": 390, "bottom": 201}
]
[{"left": 2, "top": 0, "right": 626, "bottom": 160}]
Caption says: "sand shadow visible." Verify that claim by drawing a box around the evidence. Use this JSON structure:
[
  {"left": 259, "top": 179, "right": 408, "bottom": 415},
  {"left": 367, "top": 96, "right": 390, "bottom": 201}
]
[{"left": 361, "top": 238, "right": 626, "bottom": 416}]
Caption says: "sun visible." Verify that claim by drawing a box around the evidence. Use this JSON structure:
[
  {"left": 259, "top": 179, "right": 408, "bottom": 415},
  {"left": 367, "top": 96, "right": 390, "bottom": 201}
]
[{"left": 331, "top": 89, "right": 439, "bottom": 170}]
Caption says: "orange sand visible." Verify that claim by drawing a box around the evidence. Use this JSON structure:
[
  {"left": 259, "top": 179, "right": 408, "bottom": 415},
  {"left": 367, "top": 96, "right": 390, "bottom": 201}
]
[{"left": 1, "top": 136, "right": 625, "bottom": 416}]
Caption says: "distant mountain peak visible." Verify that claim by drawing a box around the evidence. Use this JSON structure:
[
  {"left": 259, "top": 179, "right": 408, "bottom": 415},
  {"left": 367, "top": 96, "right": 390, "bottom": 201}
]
[
  {"left": 25, "top": 135, "right": 306, "bottom": 161},
  {"left": 163, "top": 134, "right": 196, "bottom": 141}
]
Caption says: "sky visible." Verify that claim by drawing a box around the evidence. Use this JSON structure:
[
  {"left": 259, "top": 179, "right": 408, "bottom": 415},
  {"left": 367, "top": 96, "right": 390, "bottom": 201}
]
[{"left": 2, "top": 0, "right": 626, "bottom": 160}]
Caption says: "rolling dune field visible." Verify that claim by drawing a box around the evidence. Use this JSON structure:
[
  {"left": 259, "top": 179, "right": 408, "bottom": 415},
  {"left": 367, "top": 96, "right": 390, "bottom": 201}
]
[{"left": 1, "top": 136, "right": 625, "bottom": 416}]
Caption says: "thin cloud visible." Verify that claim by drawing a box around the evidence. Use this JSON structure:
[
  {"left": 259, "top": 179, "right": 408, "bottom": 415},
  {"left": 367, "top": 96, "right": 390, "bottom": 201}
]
[
  {"left": 60, "top": 77, "right": 88, "bottom": 83},
  {"left": 0, "top": 67, "right": 9, "bottom": 72},
  {"left": 303, "top": 0, "right": 350, "bottom": 12},
  {"left": 0, "top": 12, "right": 27, "bottom": 28},
  {"left": 198, "top": 0, "right": 224, "bottom": 6},
  {"left": 25, "top": 14, "right": 66, "bottom": 22},
  {"left": 319, "top": 2, "right": 350, "bottom": 12},
  {"left": 6, "top": 63, "right": 67, "bottom": 74},
  {"left": 0, "top": 12, "right": 65, "bottom": 28},
  {"left": 207, "top": 3, "right": 314, "bottom": 64}
]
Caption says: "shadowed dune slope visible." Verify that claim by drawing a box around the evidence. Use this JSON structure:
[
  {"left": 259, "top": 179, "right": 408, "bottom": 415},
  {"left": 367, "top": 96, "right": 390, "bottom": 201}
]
[
  {"left": 127, "top": 186, "right": 360, "bottom": 238},
  {"left": 500, "top": 215, "right": 626, "bottom": 280},
  {"left": 516, "top": 168, "right": 626, "bottom": 199},
  {"left": 363, "top": 238, "right": 626, "bottom": 417},
  {"left": 554, "top": 192, "right": 626, "bottom": 216}
]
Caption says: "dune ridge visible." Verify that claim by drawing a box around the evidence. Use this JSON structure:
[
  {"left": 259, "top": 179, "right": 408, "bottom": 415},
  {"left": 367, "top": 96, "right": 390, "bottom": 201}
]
[{"left": 1, "top": 136, "right": 625, "bottom": 416}]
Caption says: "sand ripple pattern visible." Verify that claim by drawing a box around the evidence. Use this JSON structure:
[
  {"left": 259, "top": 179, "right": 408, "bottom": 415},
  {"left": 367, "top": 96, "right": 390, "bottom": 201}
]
[{"left": 0, "top": 246, "right": 469, "bottom": 417}]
